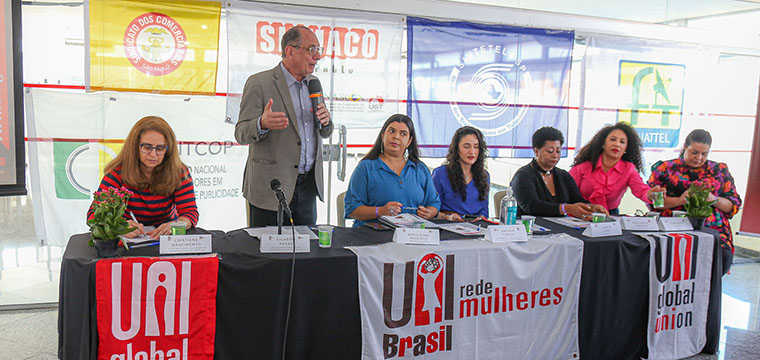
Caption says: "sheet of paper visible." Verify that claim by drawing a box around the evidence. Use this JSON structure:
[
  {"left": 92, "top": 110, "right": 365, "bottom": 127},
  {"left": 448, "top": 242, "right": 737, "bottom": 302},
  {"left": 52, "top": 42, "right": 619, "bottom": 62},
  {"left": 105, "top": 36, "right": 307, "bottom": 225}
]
[
  {"left": 544, "top": 217, "right": 590, "bottom": 229},
  {"left": 438, "top": 222, "right": 486, "bottom": 236},
  {"left": 120, "top": 226, "right": 157, "bottom": 244},
  {"left": 244, "top": 226, "right": 318, "bottom": 240}
]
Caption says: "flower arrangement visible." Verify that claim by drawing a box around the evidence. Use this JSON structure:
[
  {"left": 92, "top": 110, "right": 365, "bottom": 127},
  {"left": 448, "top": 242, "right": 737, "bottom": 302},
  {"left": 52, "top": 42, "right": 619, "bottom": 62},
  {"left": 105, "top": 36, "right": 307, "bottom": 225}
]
[
  {"left": 684, "top": 181, "right": 715, "bottom": 218},
  {"left": 87, "top": 186, "right": 136, "bottom": 247}
]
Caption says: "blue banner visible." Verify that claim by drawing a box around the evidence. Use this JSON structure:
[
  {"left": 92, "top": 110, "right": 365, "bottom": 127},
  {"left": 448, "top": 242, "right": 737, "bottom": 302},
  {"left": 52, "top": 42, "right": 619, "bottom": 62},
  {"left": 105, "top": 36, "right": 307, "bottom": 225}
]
[{"left": 407, "top": 17, "right": 574, "bottom": 157}]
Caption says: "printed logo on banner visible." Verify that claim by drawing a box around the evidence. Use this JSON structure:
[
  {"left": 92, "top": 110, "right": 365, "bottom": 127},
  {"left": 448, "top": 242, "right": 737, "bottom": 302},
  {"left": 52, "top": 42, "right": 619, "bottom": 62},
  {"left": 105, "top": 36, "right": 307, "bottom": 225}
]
[
  {"left": 617, "top": 61, "right": 686, "bottom": 148},
  {"left": 449, "top": 59, "right": 532, "bottom": 137},
  {"left": 53, "top": 141, "right": 121, "bottom": 199},
  {"left": 652, "top": 233, "right": 699, "bottom": 333},
  {"left": 95, "top": 256, "right": 218, "bottom": 359},
  {"left": 254, "top": 21, "right": 380, "bottom": 60},
  {"left": 123, "top": 12, "right": 187, "bottom": 76},
  {"left": 382, "top": 252, "right": 566, "bottom": 358}
]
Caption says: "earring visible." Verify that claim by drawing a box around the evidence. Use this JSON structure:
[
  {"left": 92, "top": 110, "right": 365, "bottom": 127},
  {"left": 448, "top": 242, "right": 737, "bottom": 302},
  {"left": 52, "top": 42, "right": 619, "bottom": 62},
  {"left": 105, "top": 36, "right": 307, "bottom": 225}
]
[
  {"left": 404, "top": 148, "right": 409, "bottom": 159},
  {"left": 380, "top": 143, "right": 384, "bottom": 154}
]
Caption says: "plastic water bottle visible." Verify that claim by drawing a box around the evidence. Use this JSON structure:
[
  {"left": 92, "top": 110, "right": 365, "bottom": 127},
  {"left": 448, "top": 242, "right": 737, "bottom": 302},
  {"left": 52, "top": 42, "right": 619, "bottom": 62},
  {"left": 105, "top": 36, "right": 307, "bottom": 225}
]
[{"left": 500, "top": 187, "right": 518, "bottom": 225}]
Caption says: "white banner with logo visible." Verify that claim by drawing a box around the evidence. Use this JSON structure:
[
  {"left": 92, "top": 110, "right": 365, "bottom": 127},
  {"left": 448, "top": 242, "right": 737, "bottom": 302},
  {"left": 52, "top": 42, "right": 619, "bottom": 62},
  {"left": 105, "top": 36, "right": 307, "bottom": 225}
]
[
  {"left": 26, "top": 88, "right": 247, "bottom": 246},
  {"left": 348, "top": 234, "right": 583, "bottom": 359},
  {"left": 638, "top": 232, "right": 715, "bottom": 360},
  {"left": 225, "top": 1, "right": 405, "bottom": 128}
]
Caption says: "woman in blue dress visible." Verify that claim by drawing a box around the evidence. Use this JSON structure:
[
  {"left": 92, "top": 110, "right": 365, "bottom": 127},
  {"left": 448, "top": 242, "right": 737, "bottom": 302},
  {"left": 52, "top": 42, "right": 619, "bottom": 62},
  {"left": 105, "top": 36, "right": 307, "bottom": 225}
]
[
  {"left": 344, "top": 114, "right": 440, "bottom": 227},
  {"left": 432, "top": 126, "right": 489, "bottom": 221}
]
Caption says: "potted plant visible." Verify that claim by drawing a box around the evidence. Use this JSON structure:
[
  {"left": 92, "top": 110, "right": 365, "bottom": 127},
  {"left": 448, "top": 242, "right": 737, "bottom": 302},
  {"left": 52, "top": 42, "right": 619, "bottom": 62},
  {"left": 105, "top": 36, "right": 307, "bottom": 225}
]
[
  {"left": 683, "top": 181, "right": 715, "bottom": 230},
  {"left": 87, "top": 186, "right": 136, "bottom": 257}
]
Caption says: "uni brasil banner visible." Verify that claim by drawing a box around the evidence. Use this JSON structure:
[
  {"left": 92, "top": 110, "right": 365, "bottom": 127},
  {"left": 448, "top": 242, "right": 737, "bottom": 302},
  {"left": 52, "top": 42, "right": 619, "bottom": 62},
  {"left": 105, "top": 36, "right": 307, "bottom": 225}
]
[
  {"left": 638, "top": 232, "right": 714, "bottom": 359},
  {"left": 407, "top": 17, "right": 574, "bottom": 158},
  {"left": 88, "top": 0, "right": 221, "bottom": 94},
  {"left": 225, "top": 1, "right": 405, "bottom": 128},
  {"left": 95, "top": 255, "right": 219, "bottom": 359},
  {"left": 348, "top": 235, "right": 583, "bottom": 359}
]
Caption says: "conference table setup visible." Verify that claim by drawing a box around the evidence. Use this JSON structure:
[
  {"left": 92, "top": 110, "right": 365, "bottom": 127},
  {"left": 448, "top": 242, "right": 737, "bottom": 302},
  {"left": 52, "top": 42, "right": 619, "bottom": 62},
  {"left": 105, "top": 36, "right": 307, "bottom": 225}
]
[{"left": 58, "top": 217, "right": 723, "bottom": 360}]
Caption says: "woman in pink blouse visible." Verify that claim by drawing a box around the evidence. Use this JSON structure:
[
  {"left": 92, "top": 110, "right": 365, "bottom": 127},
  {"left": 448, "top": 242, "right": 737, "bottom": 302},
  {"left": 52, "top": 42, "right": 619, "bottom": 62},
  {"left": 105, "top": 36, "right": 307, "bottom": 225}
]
[{"left": 569, "top": 122, "right": 663, "bottom": 214}]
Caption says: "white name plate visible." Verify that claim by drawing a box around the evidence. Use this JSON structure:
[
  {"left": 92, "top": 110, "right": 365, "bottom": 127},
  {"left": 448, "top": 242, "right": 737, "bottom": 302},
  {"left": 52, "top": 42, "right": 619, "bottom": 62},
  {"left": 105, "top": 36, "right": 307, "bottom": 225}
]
[
  {"left": 620, "top": 217, "right": 660, "bottom": 231},
  {"left": 582, "top": 221, "right": 623, "bottom": 237},
  {"left": 260, "top": 234, "right": 311, "bottom": 253},
  {"left": 658, "top": 217, "right": 693, "bottom": 231},
  {"left": 159, "top": 234, "right": 212, "bottom": 254},
  {"left": 485, "top": 225, "right": 528, "bottom": 243},
  {"left": 393, "top": 228, "right": 440, "bottom": 245}
]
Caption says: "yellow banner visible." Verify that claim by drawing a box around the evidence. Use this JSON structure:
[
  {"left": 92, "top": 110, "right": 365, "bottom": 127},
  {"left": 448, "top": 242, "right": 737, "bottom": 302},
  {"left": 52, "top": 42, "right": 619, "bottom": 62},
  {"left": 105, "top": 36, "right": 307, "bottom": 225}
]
[{"left": 89, "top": 0, "right": 221, "bottom": 94}]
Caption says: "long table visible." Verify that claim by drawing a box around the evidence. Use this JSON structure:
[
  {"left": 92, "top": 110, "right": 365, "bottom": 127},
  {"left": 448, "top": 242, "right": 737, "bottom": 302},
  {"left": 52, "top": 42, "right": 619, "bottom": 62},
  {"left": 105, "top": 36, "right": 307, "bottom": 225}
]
[{"left": 58, "top": 219, "right": 722, "bottom": 359}]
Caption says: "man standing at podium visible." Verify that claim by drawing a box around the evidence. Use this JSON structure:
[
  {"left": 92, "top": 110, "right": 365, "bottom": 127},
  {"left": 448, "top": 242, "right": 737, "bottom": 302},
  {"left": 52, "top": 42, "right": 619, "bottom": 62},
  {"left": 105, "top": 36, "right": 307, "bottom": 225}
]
[{"left": 236, "top": 25, "right": 333, "bottom": 226}]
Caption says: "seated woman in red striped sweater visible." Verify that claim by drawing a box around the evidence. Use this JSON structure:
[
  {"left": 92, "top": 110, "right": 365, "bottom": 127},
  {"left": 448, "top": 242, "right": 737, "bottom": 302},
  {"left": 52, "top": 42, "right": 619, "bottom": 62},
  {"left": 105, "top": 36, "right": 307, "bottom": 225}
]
[{"left": 87, "top": 116, "right": 199, "bottom": 240}]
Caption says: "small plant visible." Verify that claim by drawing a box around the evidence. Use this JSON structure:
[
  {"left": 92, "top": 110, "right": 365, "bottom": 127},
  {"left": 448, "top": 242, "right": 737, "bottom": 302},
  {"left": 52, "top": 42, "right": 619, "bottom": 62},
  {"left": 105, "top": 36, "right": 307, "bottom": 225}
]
[
  {"left": 87, "top": 186, "right": 136, "bottom": 246},
  {"left": 684, "top": 181, "right": 715, "bottom": 218}
]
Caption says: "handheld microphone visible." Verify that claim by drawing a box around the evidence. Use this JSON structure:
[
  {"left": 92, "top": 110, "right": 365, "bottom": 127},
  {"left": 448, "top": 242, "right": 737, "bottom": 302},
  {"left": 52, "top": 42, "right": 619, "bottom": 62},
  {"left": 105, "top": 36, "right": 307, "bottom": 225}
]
[
  {"left": 270, "top": 179, "right": 292, "bottom": 219},
  {"left": 308, "top": 78, "right": 324, "bottom": 130}
]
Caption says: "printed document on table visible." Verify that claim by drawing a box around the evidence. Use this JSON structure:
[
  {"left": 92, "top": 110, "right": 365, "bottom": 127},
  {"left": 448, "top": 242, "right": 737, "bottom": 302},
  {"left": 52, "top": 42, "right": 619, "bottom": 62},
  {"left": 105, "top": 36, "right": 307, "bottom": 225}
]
[
  {"left": 120, "top": 226, "right": 157, "bottom": 245},
  {"left": 379, "top": 213, "right": 439, "bottom": 229},
  {"left": 544, "top": 217, "right": 591, "bottom": 229},
  {"left": 244, "top": 226, "right": 319, "bottom": 240},
  {"left": 438, "top": 222, "right": 486, "bottom": 236}
]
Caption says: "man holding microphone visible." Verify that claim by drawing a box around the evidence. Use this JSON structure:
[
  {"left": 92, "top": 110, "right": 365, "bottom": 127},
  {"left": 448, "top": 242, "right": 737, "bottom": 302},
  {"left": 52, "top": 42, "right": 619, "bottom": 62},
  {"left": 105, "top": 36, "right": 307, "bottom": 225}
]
[{"left": 235, "top": 25, "right": 333, "bottom": 226}]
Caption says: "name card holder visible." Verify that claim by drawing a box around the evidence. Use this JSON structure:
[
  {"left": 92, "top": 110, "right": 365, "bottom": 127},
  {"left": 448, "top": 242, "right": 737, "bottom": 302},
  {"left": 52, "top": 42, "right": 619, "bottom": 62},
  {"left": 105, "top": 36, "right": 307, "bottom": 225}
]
[
  {"left": 582, "top": 221, "right": 623, "bottom": 238},
  {"left": 658, "top": 217, "right": 693, "bottom": 231},
  {"left": 260, "top": 234, "right": 311, "bottom": 253},
  {"left": 620, "top": 217, "right": 660, "bottom": 231},
  {"left": 159, "top": 234, "right": 212, "bottom": 254},
  {"left": 393, "top": 228, "right": 440, "bottom": 245},
  {"left": 485, "top": 225, "right": 528, "bottom": 243}
]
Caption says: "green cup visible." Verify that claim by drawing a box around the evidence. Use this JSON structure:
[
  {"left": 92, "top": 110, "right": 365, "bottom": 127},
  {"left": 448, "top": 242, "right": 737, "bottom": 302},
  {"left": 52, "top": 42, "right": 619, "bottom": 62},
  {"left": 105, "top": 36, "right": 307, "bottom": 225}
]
[
  {"left": 592, "top": 212, "right": 606, "bottom": 223},
  {"left": 520, "top": 215, "right": 535, "bottom": 235},
  {"left": 652, "top": 191, "right": 665, "bottom": 209},
  {"left": 171, "top": 222, "right": 186, "bottom": 235}
]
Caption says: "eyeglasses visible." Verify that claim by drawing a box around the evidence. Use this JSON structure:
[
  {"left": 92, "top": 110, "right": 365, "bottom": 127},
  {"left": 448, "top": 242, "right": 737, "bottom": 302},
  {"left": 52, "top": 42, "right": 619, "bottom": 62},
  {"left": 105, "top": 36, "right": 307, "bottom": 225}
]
[
  {"left": 139, "top": 143, "right": 168, "bottom": 155},
  {"left": 293, "top": 45, "right": 323, "bottom": 56}
]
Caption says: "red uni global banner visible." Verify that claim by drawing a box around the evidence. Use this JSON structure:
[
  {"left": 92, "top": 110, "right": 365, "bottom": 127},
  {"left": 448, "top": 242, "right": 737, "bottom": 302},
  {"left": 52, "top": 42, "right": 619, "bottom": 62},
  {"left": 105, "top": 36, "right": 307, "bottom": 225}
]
[
  {"left": 639, "top": 232, "right": 715, "bottom": 360},
  {"left": 95, "top": 255, "right": 219, "bottom": 360},
  {"left": 348, "top": 235, "right": 583, "bottom": 359}
]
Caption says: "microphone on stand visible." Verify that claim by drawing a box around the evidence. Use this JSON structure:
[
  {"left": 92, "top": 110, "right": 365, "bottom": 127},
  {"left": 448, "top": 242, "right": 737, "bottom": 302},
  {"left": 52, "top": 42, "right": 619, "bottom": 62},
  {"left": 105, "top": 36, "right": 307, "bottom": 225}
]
[
  {"left": 270, "top": 179, "right": 292, "bottom": 220},
  {"left": 308, "top": 78, "right": 325, "bottom": 130}
]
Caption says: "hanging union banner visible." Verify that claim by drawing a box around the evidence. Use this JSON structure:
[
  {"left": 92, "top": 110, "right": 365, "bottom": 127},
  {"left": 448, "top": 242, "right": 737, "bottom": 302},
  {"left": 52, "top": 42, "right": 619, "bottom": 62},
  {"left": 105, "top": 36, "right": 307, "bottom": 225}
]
[
  {"left": 88, "top": 0, "right": 221, "bottom": 94},
  {"left": 95, "top": 255, "right": 219, "bottom": 360},
  {"left": 348, "top": 235, "right": 582, "bottom": 359},
  {"left": 407, "top": 17, "right": 574, "bottom": 157},
  {"left": 637, "top": 232, "right": 714, "bottom": 360}
]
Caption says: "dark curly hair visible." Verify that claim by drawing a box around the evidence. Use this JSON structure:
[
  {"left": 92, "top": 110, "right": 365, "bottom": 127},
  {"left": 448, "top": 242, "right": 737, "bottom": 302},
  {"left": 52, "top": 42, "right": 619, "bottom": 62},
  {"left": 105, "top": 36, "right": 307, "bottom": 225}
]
[
  {"left": 363, "top": 114, "right": 420, "bottom": 163},
  {"left": 532, "top": 126, "right": 565, "bottom": 149},
  {"left": 443, "top": 126, "right": 489, "bottom": 201},
  {"left": 572, "top": 122, "right": 643, "bottom": 172}
]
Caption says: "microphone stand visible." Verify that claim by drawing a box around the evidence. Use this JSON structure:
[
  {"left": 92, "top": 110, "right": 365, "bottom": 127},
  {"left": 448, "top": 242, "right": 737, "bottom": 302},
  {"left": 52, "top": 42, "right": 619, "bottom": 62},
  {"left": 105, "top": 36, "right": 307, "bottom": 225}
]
[{"left": 277, "top": 201, "right": 284, "bottom": 235}]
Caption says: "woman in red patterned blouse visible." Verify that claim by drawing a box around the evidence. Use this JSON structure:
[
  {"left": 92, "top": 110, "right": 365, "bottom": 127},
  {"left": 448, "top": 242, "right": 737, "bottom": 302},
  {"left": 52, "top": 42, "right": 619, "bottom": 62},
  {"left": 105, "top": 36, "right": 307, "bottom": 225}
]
[
  {"left": 647, "top": 129, "right": 742, "bottom": 275},
  {"left": 87, "top": 116, "right": 198, "bottom": 240}
]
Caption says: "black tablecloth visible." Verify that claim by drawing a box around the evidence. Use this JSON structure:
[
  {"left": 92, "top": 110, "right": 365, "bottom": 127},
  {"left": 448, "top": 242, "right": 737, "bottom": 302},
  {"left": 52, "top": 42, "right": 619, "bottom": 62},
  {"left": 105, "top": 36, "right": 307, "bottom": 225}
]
[{"left": 58, "top": 221, "right": 722, "bottom": 360}]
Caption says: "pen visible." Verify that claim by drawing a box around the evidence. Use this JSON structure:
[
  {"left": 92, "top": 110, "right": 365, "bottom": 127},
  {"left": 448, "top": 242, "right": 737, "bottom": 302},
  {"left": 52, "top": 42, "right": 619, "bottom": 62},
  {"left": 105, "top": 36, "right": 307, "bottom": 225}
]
[
  {"left": 129, "top": 211, "right": 146, "bottom": 237},
  {"left": 131, "top": 241, "right": 160, "bottom": 249}
]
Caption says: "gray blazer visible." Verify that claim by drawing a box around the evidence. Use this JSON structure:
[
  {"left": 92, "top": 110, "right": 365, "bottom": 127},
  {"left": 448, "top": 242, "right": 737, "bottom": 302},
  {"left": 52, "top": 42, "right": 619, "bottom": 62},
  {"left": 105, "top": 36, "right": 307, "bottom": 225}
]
[{"left": 235, "top": 64, "right": 334, "bottom": 211}]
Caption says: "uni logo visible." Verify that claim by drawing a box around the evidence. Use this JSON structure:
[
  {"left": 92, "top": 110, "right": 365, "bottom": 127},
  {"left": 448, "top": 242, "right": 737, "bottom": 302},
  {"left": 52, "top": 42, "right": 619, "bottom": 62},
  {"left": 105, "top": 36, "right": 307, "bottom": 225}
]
[
  {"left": 383, "top": 254, "right": 455, "bottom": 328},
  {"left": 617, "top": 61, "right": 686, "bottom": 147},
  {"left": 54, "top": 141, "right": 121, "bottom": 199},
  {"left": 654, "top": 233, "right": 698, "bottom": 283}
]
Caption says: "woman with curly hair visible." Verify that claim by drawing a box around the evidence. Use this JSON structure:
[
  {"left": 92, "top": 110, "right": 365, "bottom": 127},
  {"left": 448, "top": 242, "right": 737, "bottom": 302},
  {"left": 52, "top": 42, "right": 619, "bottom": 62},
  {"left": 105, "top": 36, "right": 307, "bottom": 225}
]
[
  {"left": 432, "top": 126, "right": 490, "bottom": 221},
  {"left": 569, "top": 122, "right": 663, "bottom": 214},
  {"left": 648, "top": 129, "right": 741, "bottom": 275}
]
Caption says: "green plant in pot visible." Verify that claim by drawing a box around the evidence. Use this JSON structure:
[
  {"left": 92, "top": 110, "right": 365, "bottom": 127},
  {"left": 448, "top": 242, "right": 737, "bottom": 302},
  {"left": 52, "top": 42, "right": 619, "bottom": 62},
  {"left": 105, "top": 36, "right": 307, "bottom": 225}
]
[
  {"left": 683, "top": 181, "right": 715, "bottom": 230},
  {"left": 87, "top": 186, "right": 136, "bottom": 257}
]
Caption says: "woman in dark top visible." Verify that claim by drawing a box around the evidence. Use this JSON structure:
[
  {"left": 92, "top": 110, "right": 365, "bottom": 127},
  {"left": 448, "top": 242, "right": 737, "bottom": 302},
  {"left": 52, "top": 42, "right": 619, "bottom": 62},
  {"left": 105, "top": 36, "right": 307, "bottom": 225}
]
[{"left": 510, "top": 126, "right": 607, "bottom": 218}]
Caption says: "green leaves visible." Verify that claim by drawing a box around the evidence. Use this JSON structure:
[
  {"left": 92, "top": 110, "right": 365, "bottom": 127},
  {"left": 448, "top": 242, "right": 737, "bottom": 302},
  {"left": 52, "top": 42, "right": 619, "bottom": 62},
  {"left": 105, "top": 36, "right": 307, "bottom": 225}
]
[
  {"left": 89, "top": 186, "right": 136, "bottom": 245},
  {"left": 684, "top": 181, "right": 714, "bottom": 218}
]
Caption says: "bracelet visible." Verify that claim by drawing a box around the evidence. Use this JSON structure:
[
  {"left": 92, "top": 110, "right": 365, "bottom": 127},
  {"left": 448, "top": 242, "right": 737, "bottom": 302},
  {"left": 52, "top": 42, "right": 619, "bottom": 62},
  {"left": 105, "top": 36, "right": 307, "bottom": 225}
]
[
  {"left": 560, "top": 203, "right": 567, "bottom": 216},
  {"left": 375, "top": 206, "right": 380, "bottom": 217}
]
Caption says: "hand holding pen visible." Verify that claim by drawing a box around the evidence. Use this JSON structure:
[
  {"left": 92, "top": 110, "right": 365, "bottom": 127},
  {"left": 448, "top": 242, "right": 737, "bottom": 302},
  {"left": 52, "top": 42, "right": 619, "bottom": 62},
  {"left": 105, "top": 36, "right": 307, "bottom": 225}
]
[{"left": 125, "top": 211, "right": 146, "bottom": 238}]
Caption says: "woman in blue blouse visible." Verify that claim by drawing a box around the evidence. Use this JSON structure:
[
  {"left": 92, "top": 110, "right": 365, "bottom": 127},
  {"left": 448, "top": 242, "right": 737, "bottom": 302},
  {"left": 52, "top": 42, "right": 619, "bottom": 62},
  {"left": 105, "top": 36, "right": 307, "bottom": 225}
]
[
  {"left": 344, "top": 114, "right": 440, "bottom": 226},
  {"left": 432, "top": 126, "right": 489, "bottom": 221}
]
